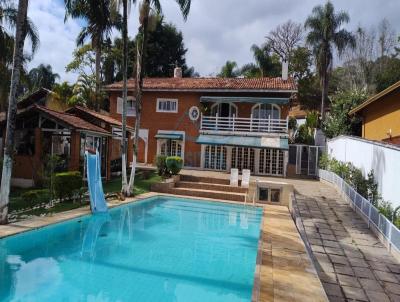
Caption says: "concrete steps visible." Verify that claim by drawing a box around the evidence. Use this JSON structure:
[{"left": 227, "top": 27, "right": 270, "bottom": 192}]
[
  {"left": 158, "top": 187, "right": 247, "bottom": 202},
  {"left": 153, "top": 174, "right": 248, "bottom": 202},
  {"left": 176, "top": 181, "right": 247, "bottom": 194},
  {"left": 180, "top": 175, "right": 232, "bottom": 185}
]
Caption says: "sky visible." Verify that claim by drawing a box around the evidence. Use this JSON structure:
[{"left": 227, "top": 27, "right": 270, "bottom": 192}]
[{"left": 25, "top": 0, "right": 400, "bottom": 83}]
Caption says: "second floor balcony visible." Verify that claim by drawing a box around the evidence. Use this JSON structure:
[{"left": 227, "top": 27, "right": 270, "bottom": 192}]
[{"left": 200, "top": 114, "right": 289, "bottom": 136}]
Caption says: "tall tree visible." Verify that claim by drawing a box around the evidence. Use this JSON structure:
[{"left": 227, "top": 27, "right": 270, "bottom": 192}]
[
  {"left": 65, "top": 0, "right": 122, "bottom": 111},
  {"left": 0, "top": 0, "right": 38, "bottom": 109},
  {"left": 305, "top": 1, "right": 355, "bottom": 121},
  {"left": 378, "top": 18, "right": 396, "bottom": 58},
  {"left": 126, "top": 0, "right": 191, "bottom": 195},
  {"left": 217, "top": 60, "right": 238, "bottom": 78},
  {"left": 28, "top": 64, "right": 59, "bottom": 91},
  {"left": 250, "top": 44, "right": 281, "bottom": 77},
  {"left": 341, "top": 27, "right": 377, "bottom": 93},
  {"left": 266, "top": 20, "right": 303, "bottom": 63},
  {"left": 113, "top": 0, "right": 134, "bottom": 195},
  {"left": 0, "top": 0, "right": 30, "bottom": 224}
]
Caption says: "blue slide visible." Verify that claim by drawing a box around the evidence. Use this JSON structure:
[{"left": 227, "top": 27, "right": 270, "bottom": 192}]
[{"left": 85, "top": 151, "right": 108, "bottom": 213}]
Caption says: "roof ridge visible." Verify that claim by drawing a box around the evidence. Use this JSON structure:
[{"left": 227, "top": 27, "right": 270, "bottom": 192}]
[{"left": 35, "top": 104, "right": 78, "bottom": 117}]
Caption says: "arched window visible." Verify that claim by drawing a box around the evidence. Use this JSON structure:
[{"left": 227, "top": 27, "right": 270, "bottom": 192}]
[
  {"left": 210, "top": 103, "right": 238, "bottom": 118},
  {"left": 251, "top": 103, "right": 280, "bottom": 119}
]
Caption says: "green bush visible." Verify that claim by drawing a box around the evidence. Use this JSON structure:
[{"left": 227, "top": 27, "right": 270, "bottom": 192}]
[
  {"left": 21, "top": 189, "right": 50, "bottom": 205},
  {"left": 165, "top": 156, "right": 183, "bottom": 175},
  {"left": 54, "top": 171, "right": 83, "bottom": 201},
  {"left": 155, "top": 155, "right": 168, "bottom": 176}
]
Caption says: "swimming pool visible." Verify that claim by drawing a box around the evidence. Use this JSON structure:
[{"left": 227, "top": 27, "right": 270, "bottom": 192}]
[{"left": 0, "top": 196, "right": 263, "bottom": 302}]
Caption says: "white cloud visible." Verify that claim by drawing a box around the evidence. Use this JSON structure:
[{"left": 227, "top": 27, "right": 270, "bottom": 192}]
[{"left": 26, "top": 0, "right": 400, "bottom": 82}]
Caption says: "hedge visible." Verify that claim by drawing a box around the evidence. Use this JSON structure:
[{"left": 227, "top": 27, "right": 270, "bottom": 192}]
[{"left": 54, "top": 171, "right": 83, "bottom": 201}]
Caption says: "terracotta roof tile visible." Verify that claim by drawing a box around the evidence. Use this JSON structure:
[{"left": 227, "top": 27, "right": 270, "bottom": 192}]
[
  {"left": 104, "top": 77, "right": 297, "bottom": 92},
  {"left": 35, "top": 105, "right": 110, "bottom": 135},
  {"left": 68, "top": 106, "right": 134, "bottom": 131}
]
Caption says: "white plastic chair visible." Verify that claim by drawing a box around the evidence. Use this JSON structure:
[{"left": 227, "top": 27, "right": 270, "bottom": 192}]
[
  {"left": 230, "top": 168, "right": 239, "bottom": 186},
  {"left": 241, "top": 169, "right": 251, "bottom": 188}
]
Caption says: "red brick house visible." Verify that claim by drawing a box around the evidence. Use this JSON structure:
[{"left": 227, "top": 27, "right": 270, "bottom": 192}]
[{"left": 104, "top": 69, "right": 297, "bottom": 177}]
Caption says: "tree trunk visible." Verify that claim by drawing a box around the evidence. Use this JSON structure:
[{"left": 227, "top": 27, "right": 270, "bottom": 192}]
[
  {"left": 121, "top": 0, "right": 129, "bottom": 194},
  {"left": 127, "top": 0, "right": 150, "bottom": 195},
  {"left": 321, "top": 69, "right": 328, "bottom": 122},
  {"left": 0, "top": 0, "right": 28, "bottom": 224},
  {"left": 95, "top": 40, "right": 101, "bottom": 111},
  {"left": 320, "top": 49, "right": 329, "bottom": 123}
]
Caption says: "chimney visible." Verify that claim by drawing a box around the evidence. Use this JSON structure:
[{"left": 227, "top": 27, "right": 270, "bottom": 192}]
[
  {"left": 174, "top": 67, "right": 182, "bottom": 78},
  {"left": 281, "top": 60, "right": 289, "bottom": 81}
]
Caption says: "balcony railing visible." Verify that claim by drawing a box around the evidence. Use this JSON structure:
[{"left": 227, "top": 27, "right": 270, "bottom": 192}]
[{"left": 200, "top": 114, "right": 288, "bottom": 135}]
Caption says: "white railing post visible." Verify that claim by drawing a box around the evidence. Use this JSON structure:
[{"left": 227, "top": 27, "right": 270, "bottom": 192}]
[
  {"left": 200, "top": 112, "right": 203, "bottom": 130},
  {"left": 215, "top": 113, "right": 219, "bottom": 130},
  {"left": 250, "top": 113, "right": 253, "bottom": 132},
  {"left": 232, "top": 114, "right": 235, "bottom": 132},
  {"left": 268, "top": 115, "right": 271, "bottom": 132}
]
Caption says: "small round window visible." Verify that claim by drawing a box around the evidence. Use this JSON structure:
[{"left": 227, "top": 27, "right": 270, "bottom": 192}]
[{"left": 189, "top": 106, "right": 200, "bottom": 121}]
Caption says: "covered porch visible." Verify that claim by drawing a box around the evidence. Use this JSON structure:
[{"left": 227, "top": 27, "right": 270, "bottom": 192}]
[{"left": 1, "top": 105, "right": 112, "bottom": 187}]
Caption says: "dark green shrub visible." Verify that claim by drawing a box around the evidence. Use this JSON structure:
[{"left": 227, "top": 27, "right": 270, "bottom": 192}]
[
  {"left": 21, "top": 189, "right": 50, "bottom": 205},
  {"left": 318, "top": 152, "right": 330, "bottom": 170},
  {"left": 54, "top": 171, "right": 83, "bottom": 201},
  {"left": 155, "top": 155, "right": 168, "bottom": 176},
  {"left": 166, "top": 156, "right": 183, "bottom": 175}
]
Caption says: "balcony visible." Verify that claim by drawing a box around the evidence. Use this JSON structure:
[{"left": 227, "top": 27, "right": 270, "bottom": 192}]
[{"left": 200, "top": 115, "right": 288, "bottom": 136}]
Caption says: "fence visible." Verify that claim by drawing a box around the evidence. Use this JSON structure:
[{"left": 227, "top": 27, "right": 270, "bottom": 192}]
[
  {"left": 327, "top": 135, "right": 400, "bottom": 207},
  {"left": 319, "top": 169, "right": 400, "bottom": 256}
]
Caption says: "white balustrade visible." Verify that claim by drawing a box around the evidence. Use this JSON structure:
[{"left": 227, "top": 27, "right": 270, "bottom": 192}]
[{"left": 200, "top": 115, "right": 288, "bottom": 134}]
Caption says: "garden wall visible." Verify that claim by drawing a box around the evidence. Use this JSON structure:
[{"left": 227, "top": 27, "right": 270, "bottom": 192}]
[{"left": 327, "top": 135, "right": 400, "bottom": 207}]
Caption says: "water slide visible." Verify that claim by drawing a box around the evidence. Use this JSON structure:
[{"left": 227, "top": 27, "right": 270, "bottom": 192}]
[{"left": 85, "top": 150, "right": 108, "bottom": 213}]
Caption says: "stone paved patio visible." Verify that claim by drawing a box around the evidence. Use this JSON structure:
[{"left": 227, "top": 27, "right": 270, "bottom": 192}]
[{"left": 293, "top": 179, "right": 400, "bottom": 302}]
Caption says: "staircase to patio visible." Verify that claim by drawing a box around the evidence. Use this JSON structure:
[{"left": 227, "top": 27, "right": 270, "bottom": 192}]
[{"left": 155, "top": 175, "right": 248, "bottom": 202}]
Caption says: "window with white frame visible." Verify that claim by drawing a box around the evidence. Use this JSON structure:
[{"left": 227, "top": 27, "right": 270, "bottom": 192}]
[
  {"left": 159, "top": 140, "right": 182, "bottom": 157},
  {"left": 156, "top": 98, "right": 178, "bottom": 113},
  {"left": 117, "top": 97, "right": 136, "bottom": 116}
]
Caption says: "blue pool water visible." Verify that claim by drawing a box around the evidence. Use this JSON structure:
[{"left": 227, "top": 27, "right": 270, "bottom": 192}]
[{"left": 0, "top": 196, "right": 262, "bottom": 302}]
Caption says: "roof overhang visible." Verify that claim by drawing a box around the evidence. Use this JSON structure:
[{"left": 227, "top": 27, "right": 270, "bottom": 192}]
[
  {"left": 104, "top": 88, "right": 297, "bottom": 94},
  {"left": 196, "top": 134, "right": 288, "bottom": 150},
  {"left": 200, "top": 96, "right": 290, "bottom": 104},
  {"left": 349, "top": 80, "right": 400, "bottom": 115}
]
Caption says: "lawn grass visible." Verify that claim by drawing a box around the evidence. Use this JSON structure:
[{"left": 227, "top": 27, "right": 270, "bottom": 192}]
[
  {"left": 103, "top": 171, "right": 162, "bottom": 195},
  {"left": 8, "top": 170, "right": 162, "bottom": 217}
]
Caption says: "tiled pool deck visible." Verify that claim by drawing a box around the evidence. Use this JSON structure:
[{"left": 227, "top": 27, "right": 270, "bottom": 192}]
[
  {"left": 0, "top": 190, "right": 328, "bottom": 302},
  {"left": 293, "top": 180, "right": 400, "bottom": 302}
]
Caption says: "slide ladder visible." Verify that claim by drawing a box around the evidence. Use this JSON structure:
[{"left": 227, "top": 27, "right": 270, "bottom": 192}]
[{"left": 85, "top": 150, "right": 108, "bottom": 213}]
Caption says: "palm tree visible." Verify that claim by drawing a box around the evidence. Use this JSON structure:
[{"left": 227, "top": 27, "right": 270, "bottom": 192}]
[
  {"left": 217, "top": 60, "right": 238, "bottom": 78},
  {"left": 0, "top": 0, "right": 30, "bottom": 224},
  {"left": 113, "top": 0, "right": 135, "bottom": 194},
  {"left": 65, "top": 0, "right": 122, "bottom": 111},
  {"left": 126, "top": 0, "right": 191, "bottom": 195},
  {"left": 305, "top": 1, "right": 355, "bottom": 121},
  {"left": 28, "top": 64, "right": 60, "bottom": 90},
  {"left": 250, "top": 44, "right": 281, "bottom": 77},
  {"left": 0, "top": 0, "right": 39, "bottom": 109}
]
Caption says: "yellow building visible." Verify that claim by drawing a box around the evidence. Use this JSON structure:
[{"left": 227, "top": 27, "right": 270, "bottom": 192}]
[{"left": 350, "top": 81, "right": 400, "bottom": 145}]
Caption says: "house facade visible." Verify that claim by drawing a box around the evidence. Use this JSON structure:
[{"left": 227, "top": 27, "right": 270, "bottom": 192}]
[
  {"left": 105, "top": 69, "right": 297, "bottom": 177},
  {"left": 350, "top": 80, "right": 400, "bottom": 145}
]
